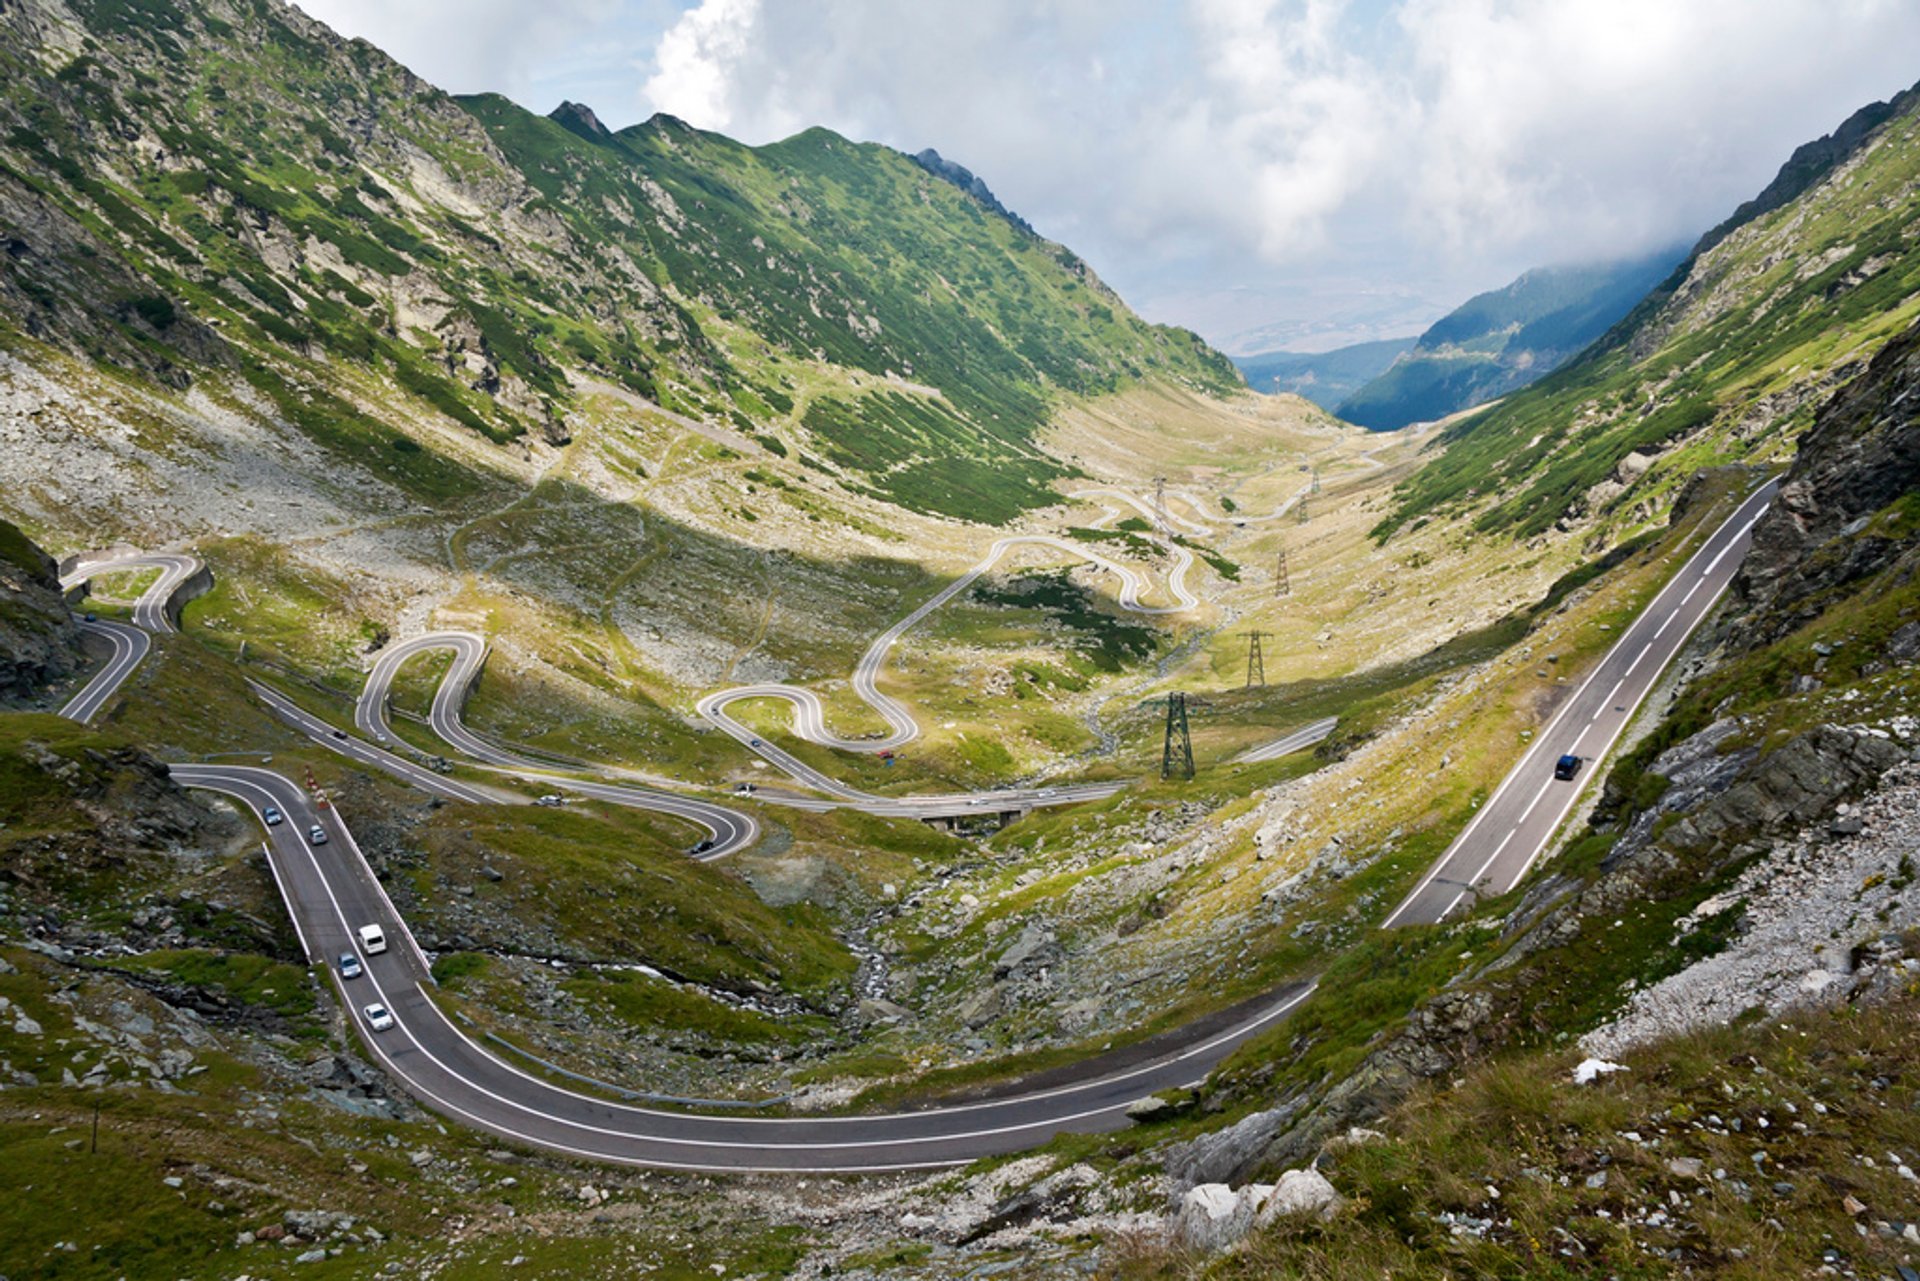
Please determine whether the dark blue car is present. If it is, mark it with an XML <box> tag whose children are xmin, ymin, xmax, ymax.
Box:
<box><xmin>1553</xmin><ymin>754</ymin><xmax>1583</xmax><ymax>781</ymax></box>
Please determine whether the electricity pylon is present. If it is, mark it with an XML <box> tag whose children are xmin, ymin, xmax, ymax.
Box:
<box><xmin>1241</xmin><ymin>631</ymin><xmax>1271</xmax><ymax>689</ymax></box>
<box><xmin>1275</xmin><ymin>548</ymin><xmax>1290</xmax><ymax>597</ymax></box>
<box><xmin>1162</xmin><ymin>691</ymin><xmax>1194</xmax><ymax>780</ymax></box>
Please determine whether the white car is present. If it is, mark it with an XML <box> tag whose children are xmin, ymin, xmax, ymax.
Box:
<box><xmin>358</xmin><ymin>923</ymin><xmax>388</xmax><ymax>955</ymax></box>
<box><xmin>363</xmin><ymin>1002</ymin><xmax>395</xmax><ymax>1032</ymax></box>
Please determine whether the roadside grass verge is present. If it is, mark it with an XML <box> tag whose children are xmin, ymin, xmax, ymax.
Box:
<box><xmin>1121</xmin><ymin>991</ymin><xmax>1920</xmax><ymax>1279</ymax></box>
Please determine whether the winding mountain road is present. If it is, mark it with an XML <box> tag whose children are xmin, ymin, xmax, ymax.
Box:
<box><xmin>58</xmin><ymin>619</ymin><xmax>148</xmax><ymax>724</ymax></box>
<box><xmin>1384</xmin><ymin>479</ymin><xmax>1777</xmax><ymax>927</ymax></box>
<box><xmin>48</xmin><ymin>478</ymin><xmax>1775</xmax><ymax>1171</ymax></box>
<box><xmin>698</xmin><ymin>527</ymin><xmax>1198</xmax><ymax>777</ymax></box>
<box><xmin>174</xmin><ymin>760</ymin><xmax>1316</xmax><ymax>1172</ymax></box>
<box><xmin>56</xmin><ymin>552</ymin><xmax>205</xmax><ymax>723</ymax></box>
<box><xmin>347</xmin><ymin>631</ymin><xmax>1122</xmax><ymax>826</ymax></box>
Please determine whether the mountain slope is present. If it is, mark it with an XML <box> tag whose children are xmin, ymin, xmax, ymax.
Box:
<box><xmin>1231</xmin><ymin>337</ymin><xmax>1414</xmax><ymax>409</ymax></box>
<box><xmin>1334</xmin><ymin>249</ymin><xmax>1682</xmax><ymax>431</ymax></box>
<box><xmin>1378</xmin><ymin>76</ymin><xmax>1920</xmax><ymax>542</ymax></box>
<box><xmin>0</xmin><ymin>0</ymin><xmax>1236</xmax><ymax>526</ymax></box>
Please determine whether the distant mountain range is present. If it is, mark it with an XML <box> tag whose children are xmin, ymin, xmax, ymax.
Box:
<box><xmin>1231</xmin><ymin>338</ymin><xmax>1415</xmax><ymax>410</ymax></box>
<box><xmin>1379</xmin><ymin>73</ymin><xmax>1920</xmax><ymax>541</ymax></box>
<box><xmin>1332</xmin><ymin>248</ymin><xmax>1686</xmax><ymax>431</ymax></box>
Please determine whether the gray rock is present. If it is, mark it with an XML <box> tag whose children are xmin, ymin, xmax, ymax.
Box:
<box><xmin>1887</xmin><ymin>622</ymin><xmax>1920</xmax><ymax>664</ymax></box>
<box><xmin>858</xmin><ymin>998</ymin><xmax>912</xmax><ymax>1024</ymax></box>
<box><xmin>1163</xmin><ymin>1097</ymin><xmax>1304</xmax><ymax>1188</ymax></box>
<box><xmin>1125</xmin><ymin>1095</ymin><xmax>1173</xmax><ymax>1123</ymax></box>
<box><xmin>993</xmin><ymin>921</ymin><xmax>1060</xmax><ymax>979</ymax></box>
<box><xmin>956</xmin><ymin>984</ymin><xmax>1003</xmax><ymax>1030</ymax></box>
<box><xmin>1730</xmin><ymin>316</ymin><xmax>1920</xmax><ymax>653</ymax></box>
<box><xmin>0</xmin><ymin>521</ymin><xmax>84</xmax><ymax>703</ymax></box>
<box><xmin>1255</xmin><ymin>1168</ymin><xmax>1343</xmax><ymax>1224</ymax></box>
<box><xmin>1174</xmin><ymin>1183</ymin><xmax>1256</xmax><ymax>1251</ymax></box>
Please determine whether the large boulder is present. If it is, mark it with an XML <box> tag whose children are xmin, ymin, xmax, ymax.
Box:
<box><xmin>1174</xmin><ymin>1183</ymin><xmax>1257</xmax><ymax>1252</ymax></box>
<box><xmin>1163</xmin><ymin>1096</ymin><xmax>1304</xmax><ymax>1187</ymax></box>
<box><xmin>1255</xmin><ymin>1168</ymin><xmax>1343</xmax><ymax>1224</ymax></box>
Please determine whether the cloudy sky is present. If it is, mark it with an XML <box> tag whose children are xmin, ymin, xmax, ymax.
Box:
<box><xmin>296</xmin><ymin>0</ymin><xmax>1920</xmax><ymax>354</ymax></box>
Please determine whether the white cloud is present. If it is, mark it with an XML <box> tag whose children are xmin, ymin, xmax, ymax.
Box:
<box><xmin>292</xmin><ymin>0</ymin><xmax>633</xmax><ymax>99</ymax></box>
<box><xmin>642</xmin><ymin>0</ymin><xmax>764</xmax><ymax>133</ymax></box>
<box><xmin>296</xmin><ymin>0</ymin><xmax>1920</xmax><ymax>346</ymax></box>
<box><xmin>634</xmin><ymin>0</ymin><xmax>1920</xmax><ymax>344</ymax></box>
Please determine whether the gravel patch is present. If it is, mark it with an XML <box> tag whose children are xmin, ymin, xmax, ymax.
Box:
<box><xmin>1585</xmin><ymin>754</ymin><xmax>1920</xmax><ymax>1058</ymax></box>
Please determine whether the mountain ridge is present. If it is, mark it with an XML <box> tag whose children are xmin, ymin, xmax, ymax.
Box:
<box><xmin>1377</xmin><ymin>73</ymin><xmax>1920</xmax><ymax>543</ymax></box>
<box><xmin>1334</xmin><ymin>247</ymin><xmax>1683</xmax><ymax>431</ymax></box>
<box><xmin>0</xmin><ymin>0</ymin><xmax>1238</xmax><ymax>528</ymax></box>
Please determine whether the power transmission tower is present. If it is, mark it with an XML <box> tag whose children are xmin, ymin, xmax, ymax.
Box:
<box><xmin>1161</xmin><ymin>691</ymin><xmax>1194</xmax><ymax>780</ymax></box>
<box><xmin>1296</xmin><ymin>493</ymin><xmax>1310</xmax><ymax>524</ymax></box>
<box><xmin>1241</xmin><ymin>631</ymin><xmax>1271</xmax><ymax>689</ymax></box>
<box><xmin>1309</xmin><ymin>466</ymin><xmax>1321</xmax><ymax>495</ymax></box>
<box><xmin>1151</xmin><ymin>476</ymin><xmax>1170</xmax><ymax>533</ymax></box>
<box><xmin>1274</xmin><ymin>548</ymin><xmax>1290</xmax><ymax>597</ymax></box>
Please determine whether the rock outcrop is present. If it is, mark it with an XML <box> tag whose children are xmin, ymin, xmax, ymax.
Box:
<box><xmin>1730</xmin><ymin>313</ymin><xmax>1920</xmax><ymax>652</ymax></box>
<box><xmin>911</xmin><ymin>148</ymin><xmax>1036</xmax><ymax>235</ymax></box>
<box><xmin>1173</xmin><ymin>1169</ymin><xmax>1343</xmax><ymax>1251</ymax></box>
<box><xmin>0</xmin><ymin>517</ymin><xmax>80</xmax><ymax>705</ymax></box>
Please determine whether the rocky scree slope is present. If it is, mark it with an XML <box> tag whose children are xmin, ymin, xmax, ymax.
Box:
<box><xmin>0</xmin><ymin>0</ymin><xmax>1236</xmax><ymax>526</ymax></box>
<box><xmin>1164</xmin><ymin>314</ymin><xmax>1920</xmax><ymax>1190</ymax></box>
<box><xmin>0</xmin><ymin>516</ymin><xmax>81</xmax><ymax>705</ymax></box>
<box><xmin>1378</xmin><ymin>75</ymin><xmax>1920</xmax><ymax>545</ymax></box>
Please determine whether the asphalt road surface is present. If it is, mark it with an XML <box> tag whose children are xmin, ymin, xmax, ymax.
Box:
<box><xmin>79</xmin><ymin>475</ymin><xmax>1774</xmax><ymax>1172</ymax></box>
<box><xmin>1234</xmin><ymin>717</ymin><xmax>1338</xmax><ymax>764</ymax></box>
<box><xmin>352</xmin><ymin>631</ymin><xmax>1125</xmax><ymax>825</ymax></box>
<box><xmin>175</xmin><ymin>760</ymin><xmax>1315</xmax><ymax>1172</ymax></box>
<box><xmin>58</xmin><ymin>619</ymin><xmax>149</xmax><ymax>724</ymax></box>
<box><xmin>1383</xmin><ymin>480</ymin><xmax>1777</xmax><ymax>927</ymax></box>
<box><xmin>61</xmin><ymin>551</ymin><xmax>202</xmax><ymax>632</ymax></box>
<box><xmin>697</xmin><ymin>525</ymin><xmax>1197</xmax><ymax>783</ymax></box>
<box><xmin>56</xmin><ymin>552</ymin><xmax>205</xmax><ymax>722</ymax></box>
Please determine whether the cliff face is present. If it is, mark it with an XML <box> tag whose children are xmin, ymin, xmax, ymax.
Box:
<box><xmin>0</xmin><ymin>518</ymin><xmax>80</xmax><ymax>705</ymax></box>
<box><xmin>1730</xmin><ymin>314</ymin><xmax>1920</xmax><ymax>653</ymax></box>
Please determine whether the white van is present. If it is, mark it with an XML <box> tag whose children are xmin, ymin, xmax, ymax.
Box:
<box><xmin>358</xmin><ymin>923</ymin><xmax>388</xmax><ymax>955</ymax></box>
